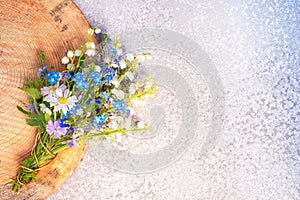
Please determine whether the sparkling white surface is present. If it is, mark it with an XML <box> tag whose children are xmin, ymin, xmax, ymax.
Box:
<box><xmin>48</xmin><ymin>0</ymin><xmax>300</xmax><ymax>199</ymax></box>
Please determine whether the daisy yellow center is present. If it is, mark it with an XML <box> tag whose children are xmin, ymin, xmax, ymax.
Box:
<box><xmin>58</xmin><ymin>97</ymin><xmax>67</xmax><ymax>104</ymax></box>
<box><xmin>49</xmin><ymin>87</ymin><xmax>56</xmax><ymax>92</ymax></box>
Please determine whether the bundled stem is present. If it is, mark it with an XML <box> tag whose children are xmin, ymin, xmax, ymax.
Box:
<box><xmin>6</xmin><ymin>131</ymin><xmax>66</xmax><ymax>193</ymax></box>
<box><xmin>6</xmin><ymin>127</ymin><xmax>149</xmax><ymax>193</ymax></box>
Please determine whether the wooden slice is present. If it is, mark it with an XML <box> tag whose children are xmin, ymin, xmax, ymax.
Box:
<box><xmin>0</xmin><ymin>0</ymin><xmax>91</xmax><ymax>199</ymax></box>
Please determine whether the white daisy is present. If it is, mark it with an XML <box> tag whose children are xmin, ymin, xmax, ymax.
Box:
<box><xmin>45</xmin><ymin>88</ymin><xmax>77</xmax><ymax>114</ymax></box>
<box><xmin>40</xmin><ymin>84</ymin><xmax>67</xmax><ymax>97</ymax></box>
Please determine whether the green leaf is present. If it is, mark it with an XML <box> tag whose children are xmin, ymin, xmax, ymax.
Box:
<box><xmin>26</xmin><ymin>118</ymin><xmax>41</xmax><ymax>127</ymax></box>
<box><xmin>26</xmin><ymin>113</ymin><xmax>46</xmax><ymax>128</ymax></box>
<box><xmin>19</xmin><ymin>170</ymin><xmax>36</xmax><ymax>183</ymax></box>
<box><xmin>45</xmin><ymin>113</ymin><xmax>51</xmax><ymax>123</ymax></box>
<box><xmin>21</xmin><ymin>156</ymin><xmax>34</xmax><ymax>168</ymax></box>
<box><xmin>20</xmin><ymin>88</ymin><xmax>41</xmax><ymax>99</ymax></box>
<box><xmin>35</xmin><ymin>143</ymin><xmax>42</xmax><ymax>157</ymax></box>
<box><xmin>12</xmin><ymin>182</ymin><xmax>19</xmax><ymax>193</ymax></box>
<box><xmin>17</xmin><ymin>106</ymin><xmax>30</xmax><ymax>115</ymax></box>
<box><xmin>101</xmin><ymin>33</ymin><xmax>108</xmax><ymax>44</ymax></box>
<box><xmin>39</xmin><ymin>50</ymin><xmax>46</xmax><ymax>66</ymax></box>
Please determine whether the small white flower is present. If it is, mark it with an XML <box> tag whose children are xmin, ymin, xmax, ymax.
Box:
<box><xmin>119</xmin><ymin>60</ymin><xmax>127</xmax><ymax>69</ymax></box>
<box><xmin>127</xmin><ymin>107</ymin><xmax>135</xmax><ymax>116</ymax></box>
<box><xmin>116</xmin><ymin>116</ymin><xmax>124</xmax><ymax>124</ymax></box>
<box><xmin>144</xmin><ymin>54</ymin><xmax>152</xmax><ymax>60</ymax></box>
<box><xmin>86</xmin><ymin>112</ymin><xmax>91</xmax><ymax>117</ymax></box>
<box><xmin>85</xmin><ymin>42</ymin><xmax>95</xmax><ymax>49</ymax></box>
<box><xmin>45</xmin><ymin>88</ymin><xmax>77</xmax><ymax>114</ymax></box>
<box><xmin>116</xmin><ymin>49</ymin><xmax>123</xmax><ymax>56</ymax></box>
<box><xmin>126</xmin><ymin>72</ymin><xmax>134</xmax><ymax>81</ymax></box>
<box><xmin>145</xmin><ymin>81</ymin><xmax>153</xmax><ymax>89</ymax></box>
<box><xmin>137</xmin><ymin>121</ymin><xmax>145</xmax><ymax>128</ymax></box>
<box><xmin>40</xmin><ymin>103</ymin><xmax>52</xmax><ymax>115</ymax></box>
<box><xmin>67</xmin><ymin>50</ymin><xmax>74</xmax><ymax>58</ymax></box>
<box><xmin>129</xmin><ymin>84</ymin><xmax>136</xmax><ymax>95</ymax></box>
<box><xmin>82</xmin><ymin>67</ymin><xmax>90</xmax><ymax>74</ymax></box>
<box><xmin>137</xmin><ymin>55</ymin><xmax>145</xmax><ymax>63</ymax></box>
<box><xmin>76</xmin><ymin>108</ymin><xmax>84</xmax><ymax>116</ymax></box>
<box><xmin>125</xmin><ymin>54</ymin><xmax>134</xmax><ymax>62</ymax></box>
<box><xmin>95</xmin><ymin>28</ymin><xmax>101</xmax><ymax>34</ymax></box>
<box><xmin>111</xmin><ymin>78</ymin><xmax>120</xmax><ymax>88</ymax></box>
<box><xmin>110</xmin><ymin>63</ymin><xmax>118</xmax><ymax>68</ymax></box>
<box><xmin>85</xmin><ymin>42</ymin><xmax>96</xmax><ymax>57</ymax></box>
<box><xmin>61</xmin><ymin>56</ymin><xmax>69</xmax><ymax>64</ymax></box>
<box><xmin>124</xmin><ymin>118</ymin><xmax>132</xmax><ymax>130</ymax></box>
<box><xmin>110</xmin><ymin>120</ymin><xmax>118</xmax><ymax>130</ymax></box>
<box><xmin>111</xmin><ymin>88</ymin><xmax>124</xmax><ymax>99</ymax></box>
<box><xmin>94</xmin><ymin>65</ymin><xmax>101</xmax><ymax>72</ymax></box>
<box><xmin>67</xmin><ymin>63</ymin><xmax>74</xmax><ymax>70</ymax></box>
<box><xmin>104</xmin><ymin>56</ymin><xmax>111</xmax><ymax>64</ymax></box>
<box><xmin>132</xmin><ymin>98</ymin><xmax>146</xmax><ymax>106</ymax></box>
<box><xmin>87</xmin><ymin>28</ymin><xmax>94</xmax><ymax>35</ymax></box>
<box><xmin>75</xmin><ymin>49</ymin><xmax>82</xmax><ymax>57</ymax></box>
<box><xmin>76</xmin><ymin>128</ymin><xmax>84</xmax><ymax>136</ymax></box>
<box><xmin>85</xmin><ymin>49</ymin><xmax>96</xmax><ymax>57</ymax></box>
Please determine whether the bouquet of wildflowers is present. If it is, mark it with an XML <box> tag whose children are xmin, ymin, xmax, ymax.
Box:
<box><xmin>7</xmin><ymin>27</ymin><xmax>157</xmax><ymax>193</ymax></box>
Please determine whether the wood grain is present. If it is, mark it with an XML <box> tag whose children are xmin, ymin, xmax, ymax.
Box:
<box><xmin>0</xmin><ymin>0</ymin><xmax>91</xmax><ymax>198</ymax></box>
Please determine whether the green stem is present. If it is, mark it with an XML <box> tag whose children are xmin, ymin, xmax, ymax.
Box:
<box><xmin>51</xmin><ymin>144</ymin><xmax>68</xmax><ymax>154</ymax></box>
<box><xmin>77</xmin><ymin>127</ymin><xmax>150</xmax><ymax>141</ymax></box>
<box><xmin>33</xmin><ymin>98</ymin><xmax>40</xmax><ymax>114</ymax></box>
<box><xmin>118</xmin><ymin>59</ymin><xmax>138</xmax><ymax>82</ymax></box>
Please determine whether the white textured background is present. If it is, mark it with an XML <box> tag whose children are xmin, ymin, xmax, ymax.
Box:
<box><xmin>48</xmin><ymin>0</ymin><xmax>299</xmax><ymax>199</ymax></box>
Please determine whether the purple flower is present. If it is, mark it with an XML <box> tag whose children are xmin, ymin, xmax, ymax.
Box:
<box><xmin>46</xmin><ymin>120</ymin><xmax>68</xmax><ymax>138</ymax></box>
<box><xmin>27</xmin><ymin>103</ymin><xmax>36</xmax><ymax>113</ymax></box>
<box><xmin>38</xmin><ymin>66</ymin><xmax>48</xmax><ymax>78</ymax></box>
<box><xmin>61</xmin><ymin>72</ymin><xmax>72</xmax><ymax>81</ymax></box>
<box><xmin>67</xmin><ymin>135</ymin><xmax>78</xmax><ymax>148</ymax></box>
